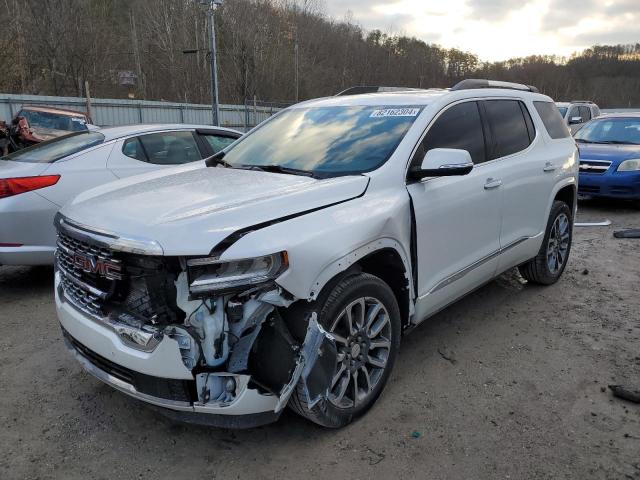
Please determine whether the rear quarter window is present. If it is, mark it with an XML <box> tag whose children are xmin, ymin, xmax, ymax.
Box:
<box><xmin>533</xmin><ymin>102</ymin><xmax>571</xmax><ymax>139</ymax></box>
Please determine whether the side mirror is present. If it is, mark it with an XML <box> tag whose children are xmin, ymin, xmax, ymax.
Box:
<box><xmin>409</xmin><ymin>148</ymin><xmax>473</xmax><ymax>180</ymax></box>
<box><xmin>569</xmin><ymin>116</ymin><xmax>582</xmax><ymax>125</ymax></box>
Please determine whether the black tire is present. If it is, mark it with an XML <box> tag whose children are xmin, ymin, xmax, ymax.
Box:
<box><xmin>519</xmin><ymin>200</ymin><xmax>573</xmax><ymax>285</ymax></box>
<box><xmin>289</xmin><ymin>273</ymin><xmax>401</xmax><ymax>428</ymax></box>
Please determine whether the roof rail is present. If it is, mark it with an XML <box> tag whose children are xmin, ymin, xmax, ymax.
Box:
<box><xmin>570</xmin><ymin>100</ymin><xmax>595</xmax><ymax>104</ymax></box>
<box><xmin>336</xmin><ymin>86</ymin><xmax>428</xmax><ymax>96</ymax></box>
<box><xmin>451</xmin><ymin>79</ymin><xmax>539</xmax><ymax>93</ymax></box>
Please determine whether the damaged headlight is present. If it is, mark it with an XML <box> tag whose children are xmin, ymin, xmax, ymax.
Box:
<box><xmin>187</xmin><ymin>252</ymin><xmax>288</xmax><ymax>295</ymax></box>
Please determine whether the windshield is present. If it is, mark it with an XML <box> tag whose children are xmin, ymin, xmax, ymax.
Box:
<box><xmin>574</xmin><ymin>117</ymin><xmax>640</xmax><ymax>145</ymax></box>
<box><xmin>2</xmin><ymin>132</ymin><xmax>105</xmax><ymax>163</ymax></box>
<box><xmin>557</xmin><ymin>107</ymin><xmax>568</xmax><ymax>117</ymax></box>
<box><xmin>18</xmin><ymin>109</ymin><xmax>89</xmax><ymax>132</ymax></box>
<box><xmin>222</xmin><ymin>105</ymin><xmax>423</xmax><ymax>176</ymax></box>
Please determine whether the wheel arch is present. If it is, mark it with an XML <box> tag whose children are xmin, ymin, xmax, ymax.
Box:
<box><xmin>308</xmin><ymin>240</ymin><xmax>414</xmax><ymax>331</ymax></box>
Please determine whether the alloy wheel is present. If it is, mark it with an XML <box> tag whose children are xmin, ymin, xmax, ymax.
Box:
<box><xmin>546</xmin><ymin>212</ymin><xmax>570</xmax><ymax>274</ymax></box>
<box><xmin>327</xmin><ymin>297</ymin><xmax>392</xmax><ymax>409</ymax></box>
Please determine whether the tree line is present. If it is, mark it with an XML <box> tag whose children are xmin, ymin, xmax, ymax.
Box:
<box><xmin>1</xmin><ymin>0</ymin><xmax>639</xmax><ymax>108</ymax></box>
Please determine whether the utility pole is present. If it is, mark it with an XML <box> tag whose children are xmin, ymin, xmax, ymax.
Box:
<box><xmin>130</xmin><ymin>11</ymin><xmax>145</xmax><ymax>99</ymax></box>
<box><xmin>294</xmin><ymin>38</ymin><xmax>299</xmax><ymax>103</ymax></box>
<box><xmin>204</xmin><ymin>0</ymin><xmax>222</xmax><ymax>126</ymax></box>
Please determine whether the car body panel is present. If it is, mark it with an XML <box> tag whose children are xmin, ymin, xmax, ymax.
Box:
<box><xmin>61</xmin><ymin>166</ymin><xmax>371</xmax><ymax>256</ymax></box>
<box><xmin>578</xmin><ymin>143</ymin><xmax>640</xmax><ymax>199</ymax></box>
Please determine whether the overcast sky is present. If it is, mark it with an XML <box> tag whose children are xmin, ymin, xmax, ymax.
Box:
<box><xmin>323</xmin><ymin>0</ymin><xmax>639</xmax><ymax>61</ymax></box>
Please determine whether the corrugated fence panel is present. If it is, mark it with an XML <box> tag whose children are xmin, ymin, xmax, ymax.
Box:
<box><xmin>0</xmin><ymin>94</ymin><xmax>282</xmax><ymax>132</ymax></box>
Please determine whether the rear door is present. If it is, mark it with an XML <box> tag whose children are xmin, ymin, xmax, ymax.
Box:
<box><xmin>408</xmin><ymin>100</ymin><xmax>503</xmax><ymax>321</ymax></box>
<box><xmin>107</xmin><ymin>130</ymin><xmax>204</xmax><ymax>178</ymax></box>
<box><xmin>480</xmin><ymin>99</ymin><xmax>547</xmax><ymax>272</ymax></box>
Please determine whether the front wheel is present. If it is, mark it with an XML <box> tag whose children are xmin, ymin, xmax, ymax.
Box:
<box><xmin>519</xmin><ymin>200</ymin><xmax>573</xmax><ymax>285</ymax></box>
<box><xmin>289</xmin><ymin>273</ymin><xmax>401</xmax><ymax>428</ymax></box>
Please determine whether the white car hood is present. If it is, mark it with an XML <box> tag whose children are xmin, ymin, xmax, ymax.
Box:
<box><xmin>61</xmin><ymin>166</ymin><xmax>369</xmax><ymax>256</ymax></box>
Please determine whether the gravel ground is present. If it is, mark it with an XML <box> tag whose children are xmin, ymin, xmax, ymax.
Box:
<box><xmin>1</xmin><ymin>200</ymin><xmax>639</xmax><ymax>480</ymax></box>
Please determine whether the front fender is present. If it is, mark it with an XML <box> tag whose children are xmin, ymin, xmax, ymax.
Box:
<box><xmin>219</xmin><ymin>188</ymin><xmax>414</xmax><ymax>302</ymax></box>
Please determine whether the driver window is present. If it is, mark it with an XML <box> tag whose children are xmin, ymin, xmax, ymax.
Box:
<box><xmin>412</xmin><ymin>101</ymin><xmax>486</xmax><ymax>168</ymax></box>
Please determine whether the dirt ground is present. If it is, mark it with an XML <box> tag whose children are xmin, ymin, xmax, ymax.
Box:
<box><xmin>1</xmin><ymin>199</ymin><xmax>639</xmax><ymax>480</ymax></box>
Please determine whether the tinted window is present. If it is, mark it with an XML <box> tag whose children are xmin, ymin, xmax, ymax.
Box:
<box><xmin>2</xmin><ymin>132</ymin><xmax>105</xmax><ymax>163</ymax></box>
<box><xmin>415</xmin><ymin>101</ymin><xmax>486</xmax><ymax>165</ymax></box>
<box><xmin>592</xmin><ymin>106</ymin><xmax>601</xmax><ymax>117</ymax></box>
<box><xmin>224</xmin><ymin>106</ymin><xmax>422</xmax><ymax>176</ymax></box>
<box><xmin>568</xmin><ymin>107</ymin><xmax>580</xmax><ymax>121</ymax></box>
<box><xmin>122</xmin><ymin>137</ymin><xmax>147</xmax><ymax>162</ymax></box>
<box><xmin>533</xmin><ymin>101</ymin><xmax>571</xmax><ymax>139</ymax></box>
<box><xmin>201</xmin><ymin>134</ymin><xmax>237</xmax><ymax>153</ymax></box>
<box><xmin>579</xmin><ymin>106</ymin><xmax>591</xmax><ymax>122</ymax></box>
<box><xmin>557</xmin><ymin>107</ymin><xmax>568</xmax><ymax>117</ymax></box>
<box><xmin>483</xmin><ymin>100</ymin><xmax>532</xmax><ymax>159</ymax></box>
<box><xmin>138</xmin><ymin>131</ymin><xmax>201</xmax><ymax>165</ymax></box>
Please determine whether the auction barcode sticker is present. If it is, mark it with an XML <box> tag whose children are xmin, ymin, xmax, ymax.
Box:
<box><xmin>370</xmin><ymin>108</ymin><xmax>421</xmax><ymax>118</ymax></box>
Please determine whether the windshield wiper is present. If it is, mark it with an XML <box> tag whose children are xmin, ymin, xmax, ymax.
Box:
<box><xmin>592</xmin><ymin>140</ymin><xmax>639</xmax><ymax>145</ymax></box>
<box><xmin>241</xmin><ymin>164</ymin><xmax>316</xmax><ymax>177</ymax></box>
<box><xmin>205</xmin><ymin>151</ymin><xmax>232</xmax><ymax>168</ymax></box>
<box><xmin>575</xmin><ymin>138</ymin><xmax>593</xmax><ymax>143</ymax></box>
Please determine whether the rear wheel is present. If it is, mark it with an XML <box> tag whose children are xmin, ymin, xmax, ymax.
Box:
<box><xmin>519</xmin><ymin>200</ymin><xmax>573</xmax><ymax>285</ymax></box>
<box><xmin>289</xmin><ymin>273</ymin><xmax>401</xmax><ymax>428</ymax></box>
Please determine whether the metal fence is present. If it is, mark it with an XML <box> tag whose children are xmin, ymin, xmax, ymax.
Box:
<box><xmin>0</xmin><ymin>93</ymin><xmax>288</xmax><ymax>132</ymax></box>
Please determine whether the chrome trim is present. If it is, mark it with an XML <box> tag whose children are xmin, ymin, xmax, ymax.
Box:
<box><xmin>64</xmin><ymin>338</ymin><xmax>194</xmax><ymax>412</ymax></box>
<box><xmin>579</xmin><ymin>160</ymin><xmax>611</xmax><ymax>174</ymax></box>
<box><xmin>56</xmin><ymin>272</ymin><xmax>162</xmax><ymax>352</ymax></box>
<box><xmin>55</xmin><ymin>214</ymin><xmax>164</xmax><ymax>256</ymax></box>
<box><xmin>439</xmin><ymin>162</ymin><xmax>474</xmax><ymax>169</ymax></box>
<box><xmin>57</xmin><ymin>263</ymin><xmax>109</xmax><ymax>300</ymax></box>
<box><xmin>425</xmin><ymin>236</ymin><xmax>530</xmax><ymax>296</ymax></box>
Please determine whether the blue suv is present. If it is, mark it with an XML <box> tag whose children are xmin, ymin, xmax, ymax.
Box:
<box><xmin>576</xmin><ymin>113</ymin><xmax>640</xmax><ymax>201</ymax></box>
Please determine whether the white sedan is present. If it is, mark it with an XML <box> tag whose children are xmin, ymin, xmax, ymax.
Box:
<box><xmin>0</xmin><ymin>124</ymin><xmax>242</xmax><ymax>266</ymax></box>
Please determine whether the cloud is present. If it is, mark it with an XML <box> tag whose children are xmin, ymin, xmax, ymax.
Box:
<box><xmin>323</xmin><ymin>0</ymin><xmax>640</xmax><ymax>61</ymax></box>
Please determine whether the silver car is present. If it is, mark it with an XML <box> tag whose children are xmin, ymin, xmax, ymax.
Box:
<box><xmin>555</xmin><ymin>101</ymin><xmax>601</xmax><ymax>134</ymax></box>
<box><xmin>0</xmin><ymin>124</ymin><xmax>241</xmax><ymax>266</ymax></box>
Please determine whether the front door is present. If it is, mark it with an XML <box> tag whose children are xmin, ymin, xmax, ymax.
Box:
<box><xmin>407</xmin><ymin>100</ymin><xmax>503</xmax><ymax>323</ymax></box>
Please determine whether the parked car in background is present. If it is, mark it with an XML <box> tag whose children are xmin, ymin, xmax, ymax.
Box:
<box><xmin>555</xmin><ymin>100</ymin><xmax>601</xmax><ymax>134</ymax></box>
<box><xmin>575</xmin><ymin>113</ymin><xmax>640</xmax><ymax>202</ymax></box>
<box><xmin>5</xmin><ymin>106</ymin><xmax>96</xmax><ymax>151</ymax></box>
<box><xmin>53</xmin><ymin>79</ymin><xmax>578</xmax><ymax>428</ymax></box>
<box><xmin>0</xmin><ymin>124</ymin><xmax>242</xmax><ymax>266</ymax></box>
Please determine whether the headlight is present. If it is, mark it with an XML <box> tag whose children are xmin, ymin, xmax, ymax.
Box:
<box><xmin>617</xmin><ymin>159</ymin><xmax>640</xmax><ymax>172</ymax></box>
<box><xmin>187</xmin><ymin>252</ymin><xmax>288</xmax><ymax>295</ymax></box>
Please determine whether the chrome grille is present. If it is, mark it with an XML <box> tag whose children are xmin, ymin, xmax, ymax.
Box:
<box><xmin>56</xmin><ymin>231</ymin><xmax>122</xmax><ymax>317</ymax></box>
<box><xmin>59</xmin><ymin>272</ymin><xmax>103</xmax><ymax>316</ymax></box>
<box><xmin>579</xmin><ymin>160</ymin><xmax>611</xmax><ymax>174</ymax></box>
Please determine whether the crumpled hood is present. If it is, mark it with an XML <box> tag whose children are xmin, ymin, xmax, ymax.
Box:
<box><xmin>578</xmin><ymin>143</ymin><xmax>640</xmax><ymax>166</ymax></box>
<box><xmin>61</xmin><ymin>166</ymin><xmax>369</xmax><ymax>256</ymax></box>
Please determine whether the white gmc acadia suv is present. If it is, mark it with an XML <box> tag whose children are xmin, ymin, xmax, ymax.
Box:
<box><xmin>54</xmin><ymin>79</ymin><xmax>578</xmax><ymax>428</ymax></box>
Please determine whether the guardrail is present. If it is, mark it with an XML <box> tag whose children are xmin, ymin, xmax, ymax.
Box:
<box><xmin>0</xmin><ymin>94</ymin><xmax>287</xmax><ymax>132</ymax></box>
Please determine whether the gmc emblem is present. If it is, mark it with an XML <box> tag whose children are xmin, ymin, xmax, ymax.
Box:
<box><xmin>73</xmin><ymin>252</ymin><xmax>123</xmax><ymax>281</ymax></box>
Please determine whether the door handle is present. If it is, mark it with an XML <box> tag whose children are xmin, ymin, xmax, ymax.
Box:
<box><xmin>484</xmin><ymin>178</ymin><xmax>502</xmax><ymax>190</ymax></box>
<box><xmin>543</xmin><ymin>162</ymin><xmax>557</xmax><ymax>172</ymax></box>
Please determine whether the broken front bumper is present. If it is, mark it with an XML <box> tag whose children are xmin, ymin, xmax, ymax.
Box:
<box><xmin>55</xmin><ymin>273</ymin><xmax>336</xmax><ymax>428</ymax></box>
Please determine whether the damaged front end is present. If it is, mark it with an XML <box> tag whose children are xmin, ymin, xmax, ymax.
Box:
<box><xmin>56</xmin><ymin>232</ymin><xmax>337</xmax><ymax>428</ymax></box>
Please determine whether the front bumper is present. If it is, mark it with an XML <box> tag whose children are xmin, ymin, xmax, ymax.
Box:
<box><xmin>579</xmin><ymin>171</ymin><xmax>640</xmax><ymax>199</ymax></box>
<box><xmin>56</xmin><ymin>273</ymin><xmax>282</xmax><ymax>427</ymax></box>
